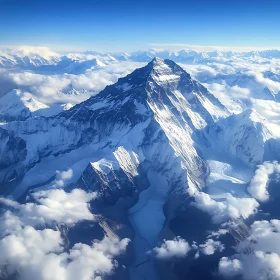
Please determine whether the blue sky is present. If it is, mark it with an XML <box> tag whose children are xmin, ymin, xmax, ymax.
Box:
<box><xmin>1</xmin><ymin>0</ymin><xmax>280</xmax><ymax>52</ymax></box>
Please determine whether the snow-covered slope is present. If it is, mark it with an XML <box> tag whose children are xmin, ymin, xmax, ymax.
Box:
<box><xmin>200</xmin><ymin>72</ymin><xmax>280</xmax><ymax>101</ymax></box>
<box><xmin>0</xmin><ymin>90</ymin><xmax>33</xmax><ymax>122</ymax></box>
<box><xmin>0</xmin><ymin>48</ymin><xmax>107</xmax><ymax>74</ymax></box>
<box><xmin>0</xmin><ymin>89</ymin><xmax>76</xmax><ymax>121</ymax></box>
<box><xmin>0</xmin><ymin>58</ymin><xmax>227</xmax><ymax>197</ymax></box>
<box><xmin>206</xmin><ymin>109</ymin><xmax>274</xmax><ymax>165</ymax></box>
<box><xmin>0</xmin><ymin>47</ymin><xmax>60</xmax><ymax>68</ymax></box>
<box><xmin>37</xmin><ymin>56</ymin><xmax>106</xmax><ymax>74</ymax></box>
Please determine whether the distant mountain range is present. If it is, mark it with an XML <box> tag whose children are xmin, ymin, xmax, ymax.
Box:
<box><xmin>2</xmin><ymin>48</ymin><xmax>280</xmax><ymax>71</ymax></box>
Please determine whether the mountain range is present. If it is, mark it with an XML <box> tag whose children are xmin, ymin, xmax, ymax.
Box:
<box><xmin>1</xmin><ymin>57</ymin><xmax>280</xmax><ymax>280</ymax></box>
<box><xmin>2</xmin><ymin>48</ymin><xmax>280</xmax><ymax>70</ymax></box>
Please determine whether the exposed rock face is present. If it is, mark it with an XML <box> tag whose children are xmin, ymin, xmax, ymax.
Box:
<box><xmin>0</xmin><ymin>128</ymin><xmax>27</xmax><ymax>190</ymax></box>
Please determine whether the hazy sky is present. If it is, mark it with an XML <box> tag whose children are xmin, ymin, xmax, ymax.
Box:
<box><xmin>1</xmin><ymin>0</ymin><xmax>279</xmax><ymax>52</ymax></box>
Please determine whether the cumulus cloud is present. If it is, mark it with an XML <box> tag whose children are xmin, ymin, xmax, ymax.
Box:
<box><xmin>0</xmin><ymin>188</ymin><xmax>129</xmax><ymax>280</ymax></box>
<box><xmin>199</xmin><ymin>239</ymin><xmax>224</xmax><ymax>255</ymax></box>
<box><xmin>207</xmin><ymin>228</ymin><xmax>228</xmax><ymax>239</ymax></box>
<box><xmin>219</xmin><ymin>257</ymin><xmax>243</xmax><ymax>278</ymax></box>
<box><xmin>151</xmin><ymin>236</ymin><xmax>225</xmax><ymax>261</ymax></box>
<box><xmin>247</xmin><ymin>161</ymin><xmax>280</xmax><ymax>202</ymax></box>
<box><xmin>0</xmin><ymin>226</ymin><xmax>129</xmax><ymax>280</ymax></box>
<box><xmin>0</xmin><ymin>189</ymin><xmax>97</xmax><ymax>233</ymax></box>
<box><xmin>192</xmin><ymin>191</ymin><xmax>259</xmax><ymax>223</ymax></box>
<box><xmin>219</xmin><ymin>219</ymin><xmax>280</xmax><ymax>279</ymax></box>
<box><xmin>151</xmin><ymin>237</ymin><xmax>191</xmax><ymax>260</ymax></box>
<box><xmin>53</xmin><ymin>169</ymin><xmax>74</xmax><ymax>187</ymax></box>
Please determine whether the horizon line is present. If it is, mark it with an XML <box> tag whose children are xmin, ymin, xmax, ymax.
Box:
<box><xmin>1</xmin><ymin>44</ymin><xmax>280</xmax><ymax>54</ymax></box>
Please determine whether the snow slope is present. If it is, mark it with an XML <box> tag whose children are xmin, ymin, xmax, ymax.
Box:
<box><xmin>206</xmin><ymin>109</ymin><xmax>275</xmax><ymax>166</ymax></box>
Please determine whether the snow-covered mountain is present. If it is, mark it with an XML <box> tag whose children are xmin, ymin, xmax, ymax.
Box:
<box><xmin>1</xmin><ymin>57</ymin><xmax>280</xmax><ymax>280</ymax></box>
<box><xmin>0</xmin><ymin>89</ymin><xmax>76</xmax><ymax>121</ymax></box>
<box><xmin>0</xmin><ymin>47</ymin><xmax>60</xmax><ymax>68</ymax></box>
<box><xmin>3</xmin><ymin>47</ymin><xmax>280</xmax><ymax>71</ymax></box>
<box><xmin>197</xmin><ymin>71</ymin><xmax>280</xmax><ymax>101</ymax></box>
<box><xmin>0</xmin><ymin>48</ymin><xmax>109</xmax><ymax>73</ymax></box>
<box><xmin>0</xmin><ymin>58</ymin><xmax>227</xmax><ymax>193</ymax></box>
<box><xmin>2</xmin><ymin>57</ymin><xmax>279</xmax><ymax>204</ymax></box>
<box><xmin>206</xmin><ymin>109</ymin><xmax>274</xmax><ymax>165</ymax></box>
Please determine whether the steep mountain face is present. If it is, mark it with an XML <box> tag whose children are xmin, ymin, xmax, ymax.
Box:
<box><xmin>206</xmin><ymin>109</ymin><xmax>274</xmax><ymax>165</ymax></box>
<box><xmin>0</xmin><ymin>58</ymin><xmax>226</xmax><ymax>198</ymax></box>
<box><xmin>262</xmin><ymin>86</ymin><xmax>280</xmax><ymax>101</ymax></box>
<box><xmin>0</xmin><ymin>90</ymin><xmax>33</xmax><ymax>122</ymax></box>
<box><xmin>0</xmin><ymin>128</ymin><xmax>27</xmax><ymax>169</ymax></box>
<box><xmin>0</xmin><ymin>128</ymin><xmax>27</xmax><ymax>192</ymax></box>
<box><xmin>263</xmin><ymin>70</ymin><xmax>280</xmax><ymax>82</ymax></box>
<box><xmin>72</xmin><ymin>146</ymin><xmax>147</xmax><ymax>204</ymax></box>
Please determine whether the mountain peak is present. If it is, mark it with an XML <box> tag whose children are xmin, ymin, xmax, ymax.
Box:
<box><xmin>240</xmin><ymin>108</ymin><xmax>264</xmax><ymax>122</ymax></box>
<box><xmin>150</xmin><ymin>56</ymin><xmax>165</xmax><ymax>65</ymax></box>
<box><xmin>147</xmin><ymin>57</ymin><xmax>187</xmax><ymax>85</ymax></box>
<box><xmin>149</xmin><ymin>56</ymin><xmax>182</xmax><ymax>70</ymax></box>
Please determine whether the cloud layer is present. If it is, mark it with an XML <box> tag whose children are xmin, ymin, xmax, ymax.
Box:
<box><xmin>0</xmin><ymin>189</ymin><xmax>130</xmax><ymax>280</ymax></box>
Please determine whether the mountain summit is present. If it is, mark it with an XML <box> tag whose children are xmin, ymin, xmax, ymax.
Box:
<box><xmin>1</xmin><ymin>58</ymin><xmax>226</xmax><ymax>197</ymax></box>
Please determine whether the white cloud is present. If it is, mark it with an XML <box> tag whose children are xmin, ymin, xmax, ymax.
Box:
<box><xmin>251</xmin><ymin>99</ymin><xmax>280</xmax><ymax>125</ymax></box>
<box><xmin>0</xmin><ymin>226</ymin><xmax>63</xmax><ymax>267</ymax></box>
<box><xmin>2</xmin><ymin>61</ymin><xmax>144</xmax><ymax>107</ymax></box>
<box><xmin>151</xmin><ymin>237</ymin><xmax>191</xmax><ymax>260</ymax></box>
<box><xmin>251</xmin><ymin>71</ymin><xmax>280</xmax><ymax>93</ymax></box>
<box><xmin>192</xmin><ymin>191</ymin><xmax>259</xmax><ymax>223</ymax></box>
<box><xmin>0</xmin><ymin>188</ymin><xmax>129</xmax><ymax>280</ymax></box>
<box><xmin>0</xmin><ymin>46</ymin><xmax>60</xmax><ymax>60</ymax></box>
<box><xmin>219</xmin><ymin>219</ymin><xmax>280</xmax><ymax>279</ymax></box>
<box><xmin>219</xmin><ymin>257</ymin><xmax>243</xmax><ymax>278</ymax></box>
<box><xmin>199</xmin><ymin>239</ymin><xmax>224</xmax><ymax>255</ymax></box>
<box><xmin>0</xmin><ymin>189</ymin><xmax>97</xmax><ymax>233</ymax></box>
<box><xmin>0</xmin><ymin>226</ymin><xmax>129</xmax><ymax>280</ymax></box>
<box><xmin>247</xmin><ymin>161</ymin><xmax>280</xmax><ymax>202</ymax></box>
<box><xmin>53</xmin><ymin>169</ymin><xmax>73</xmax><ymax>187</ymax></box>
<box><xmin>180</xmin><ymin>56</ymin><xmax>280</xmax><ymax>118</ymax></box>
<box><xmin>207</xmin><ymin>229</ymin><xmax>228</xmax><ymax>239</ymax></box>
